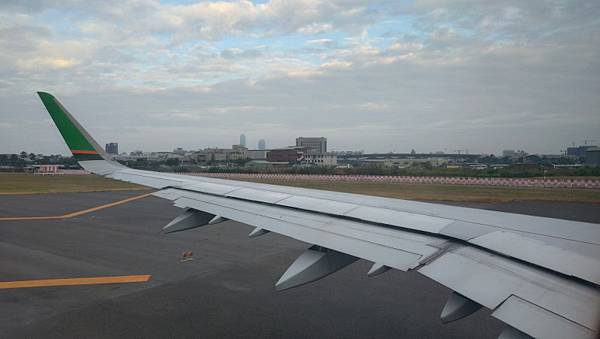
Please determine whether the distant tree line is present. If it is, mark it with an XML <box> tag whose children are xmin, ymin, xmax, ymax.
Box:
<box><xmin>0</xmin><ymin>152</ymin><xmax>79</xmax><ymax>171</ymax></box>
<box><xmin>196</xmin><ymin>163</ymin><xmax>600</xmax><ymax>178</ymax></box>
<box><xmin>4</xmin><ymin>152</ymin><xmax>599</xmax><ymax>178</ymax></box>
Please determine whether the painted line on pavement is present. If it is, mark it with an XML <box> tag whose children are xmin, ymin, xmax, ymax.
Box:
<box><xmin>0</xmin><ymin>192</ymin><xmax>153</xmax><ymax>221</ymax></box>
<box><xmin>0</xmin><ymin>275</ymin><xmax>152</xmax><ymax>289</ymax></box>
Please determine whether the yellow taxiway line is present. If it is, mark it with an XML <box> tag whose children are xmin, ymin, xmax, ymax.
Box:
<box><xmin>0</xmin><ymin>192</ymin><xmax>153</xmax><ymax>221</ymax></box>
<box><xmin>0</xmin><ymin>275</ymin><xmax>152</xmax><ymax>289</ymax></box>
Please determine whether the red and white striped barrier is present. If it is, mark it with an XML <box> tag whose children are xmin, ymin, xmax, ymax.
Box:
<box><xmin>181</xmin><ymin>172</ymin><xmax>600</xmax><ymax>189</ymax></box>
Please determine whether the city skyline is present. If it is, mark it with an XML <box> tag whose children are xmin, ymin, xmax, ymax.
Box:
<box><xmin>1</xmin><ymin>1</ymin><xmax>599</xmax><ymax>155</ymax></box>
<box><xmin>5</xmin><ymin>135</ymin><xmax>595</xmax><ymax>157</ymax></box>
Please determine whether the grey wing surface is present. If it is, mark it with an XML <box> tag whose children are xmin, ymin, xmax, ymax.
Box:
<box><xmin>39</xmin><ymin>92</ymin><xmax>600</xmax><ymax>339</ymax></box>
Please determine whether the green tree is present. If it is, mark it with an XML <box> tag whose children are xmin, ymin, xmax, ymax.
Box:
<box><xmin>165</xmin><ymin>158</ymin><xmax>180</xmax><ymax>167</ymax></box>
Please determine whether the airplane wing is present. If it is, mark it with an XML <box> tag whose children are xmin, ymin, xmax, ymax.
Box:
<box><xmin>38</xmin><ymin>91</ymin><xmax>600</xmax><ymax>339</ymax></box>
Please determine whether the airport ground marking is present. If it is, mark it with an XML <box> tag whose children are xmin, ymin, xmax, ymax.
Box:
<box><xmin>0</xmin><ymin>275</ymin><xmax>152</xmax><ymax>289</ymax></box>
<box><xmin>0</xmin><ymin>192</ymin><xmax>153</xmax><ymax>221</ymax></box>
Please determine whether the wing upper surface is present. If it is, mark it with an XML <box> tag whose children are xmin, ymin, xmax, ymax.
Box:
<box><xmin>103</xmin><ymin>167</ymin><xmax>600</xmax><ymax>337</ymax></box>
<box><xmin>108</xmin><ymin>168</ymin><xmax>600</xmax><ymax>283</ymax></box>
<box><xmin>151</xmin><ymin>183</ymin><xmax>600</xmax><ymax>339</ymax></box>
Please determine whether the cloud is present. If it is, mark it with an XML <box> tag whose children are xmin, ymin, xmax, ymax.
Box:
<box><xmin>306</xmin><ymin>38</ymin><xmax>334</xmax><ymax>46</ymax></box>
<box><xmin>297</xmin><ymin>23</ymin><xmax>333</xmax><ymax>35</ymax></box>
<box><xmin>0</xmin><ymin>0</ymin><xmax>599</xmax><ymax>155</ymax></box>
<box><xmin>220</xmin><ymin>48</ymin><xmax>262</xmax><ymax>59</ymax></box>
<box><xmin>17</xmin><ymin>57</ymin><xmax>79</xmax><ymax>70</ymax></box>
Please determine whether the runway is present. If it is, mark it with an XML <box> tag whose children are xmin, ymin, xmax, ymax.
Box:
<box><xmin>1</xmin><ymin>191</ymin><xmax>598</xmax><ymax>338</ymax></box>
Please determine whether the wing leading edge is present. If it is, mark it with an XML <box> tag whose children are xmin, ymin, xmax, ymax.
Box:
<box><xmin>38</xmin><ymin>92</ymin><xmax>600</xmax><ymax>339</ymax></box>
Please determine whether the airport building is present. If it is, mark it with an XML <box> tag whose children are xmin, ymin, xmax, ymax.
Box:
<box><xmin>296</xmin><ymin>137</ymin><xmax>327</xmax><ymax>154</ymax></box>
<box><xmin>359</xmin><ymin>157</ymin><xmax>448</xmax><ymax>168</ymax></box>
<box><xmin>198</xmin><ymin>146</ymin><xmax>247</xmax><ymax>162</ymax></box>
<box><xmin>567</xmin><ymin>145</ymin><xmax>595</xmax><ymax>158</ymax></box>
<box><xmin>105</xmin><ymin>142</ymin><xmax>119</xmax><ymax>155</ymax></box>
<box><xmin>187</xmin><ymin>145</ymin><xmax>267</xmax><ymax>163</ymax></box>
<box><xmin>267</xmin><ymin>148</ymin><xmax>301</xmax><ymax>164</ymax></box>
<box><xmin>246</xmin><ymin>149</ymin><xmax>267</xmax><ymax>160</ymax></box>
<box><xmin>585</xmin><ymin>147</ymin><xmax>600</xmax><ymax>167</ymax></box>
<box><xmin>302</xmin><ymin>153</ymin><xmax>337</xmax><ymax>166</ymax></box>
<box><xmin>30</xmin><ymin>164</ymin><xmax>62</xmax><ymax>174</ymax></box>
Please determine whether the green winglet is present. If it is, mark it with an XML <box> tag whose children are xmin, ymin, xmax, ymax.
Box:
<box><xmin>37</xmin><ymin>91</ymin><xmax>104</xmax><ymax>161</ymax></box>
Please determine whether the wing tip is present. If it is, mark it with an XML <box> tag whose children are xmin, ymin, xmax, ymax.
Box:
<box><xmin>36</xmin><ymin>91</ymin><xmax>54</xmax><ymax>98</ymax></box>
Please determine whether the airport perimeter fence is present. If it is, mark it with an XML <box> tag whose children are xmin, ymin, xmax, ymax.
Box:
<box><xmin>185</xmin><ymin>172</ymin><xmax>600</xmax><ymax>189</ymax></box>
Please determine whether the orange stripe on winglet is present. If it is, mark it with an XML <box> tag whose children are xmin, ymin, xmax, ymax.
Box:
<box><xmin>0</xmin><ymin>275</ymin><xmax>152</xmax><ymax>289</ymax></box>
<box><xmin>71</xmin><ymin>149</ymin><xmax>98</xmax><ymax>154</ymax></box>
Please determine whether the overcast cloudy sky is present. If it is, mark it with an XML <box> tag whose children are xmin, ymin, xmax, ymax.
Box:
<box><xmin>1</xmin><ymin>0</ymin><xmax>599</xmax><ymax>155</ymax></box>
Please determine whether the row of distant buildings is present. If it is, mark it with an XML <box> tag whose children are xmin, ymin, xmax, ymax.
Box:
<box><xmin>104</xmin><ymin>139</ymin><xmax>600</xmax><ymax>169</ymax></box>
<box><xmin>109</xmin><ymin>137</ymin><xmax>339</xmax><ymax>168</ymax></box>
<box><xmin>502</xmin><ymin>146</ymin><xmax>600</xmax><ymax>167</ymax></box>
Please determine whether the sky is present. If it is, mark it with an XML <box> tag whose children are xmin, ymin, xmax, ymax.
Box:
<box><xmin>1</xmin><ymin>0</ymin><xmax>599</xmax><ymax>155</ymax></box>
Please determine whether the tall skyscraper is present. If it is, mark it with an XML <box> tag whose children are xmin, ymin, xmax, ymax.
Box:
<box><xmin>258</xmin><ymin>139</ymin><xmax>266</xmax><ymax>150</ymax></box>
<box><xmin>105</xmin><ymin>142</ymin><xmax>119</xmax><ymax>155</ymax></box>
<box><xmin>240</xmin><ymin>134</ymin><xmax>246</xmax><ymax>146</ymax></box>
<box><xmin>296</xmin><ymin>137</ymin><xmax>327</xmax><ymax>154</ymax></box>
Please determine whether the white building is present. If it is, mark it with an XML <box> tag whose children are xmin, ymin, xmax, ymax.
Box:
<box><xmin>302</xmin><ymin>153</ymin><xmax>337</xmax><ymax>166</ymax></box>
<box><xmin>296</xmin><ymin>137</ymin><xmax>327</xmax><ymax>154</ymax></box>
<box><xmin>360</xmin><ymin>157</ymin><xmax>447</xmax><ymax>168</ymax></box>
<box><xmin>31</xmin><ymin>164</ymin><xmax>62</xmax><ymax>174</ymax></box>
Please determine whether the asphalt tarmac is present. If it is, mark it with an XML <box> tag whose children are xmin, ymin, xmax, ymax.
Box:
<box><xmin>1</xmin><ymin>191</ymin><xmax>598</xmax><ymax>338</ymax></box>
